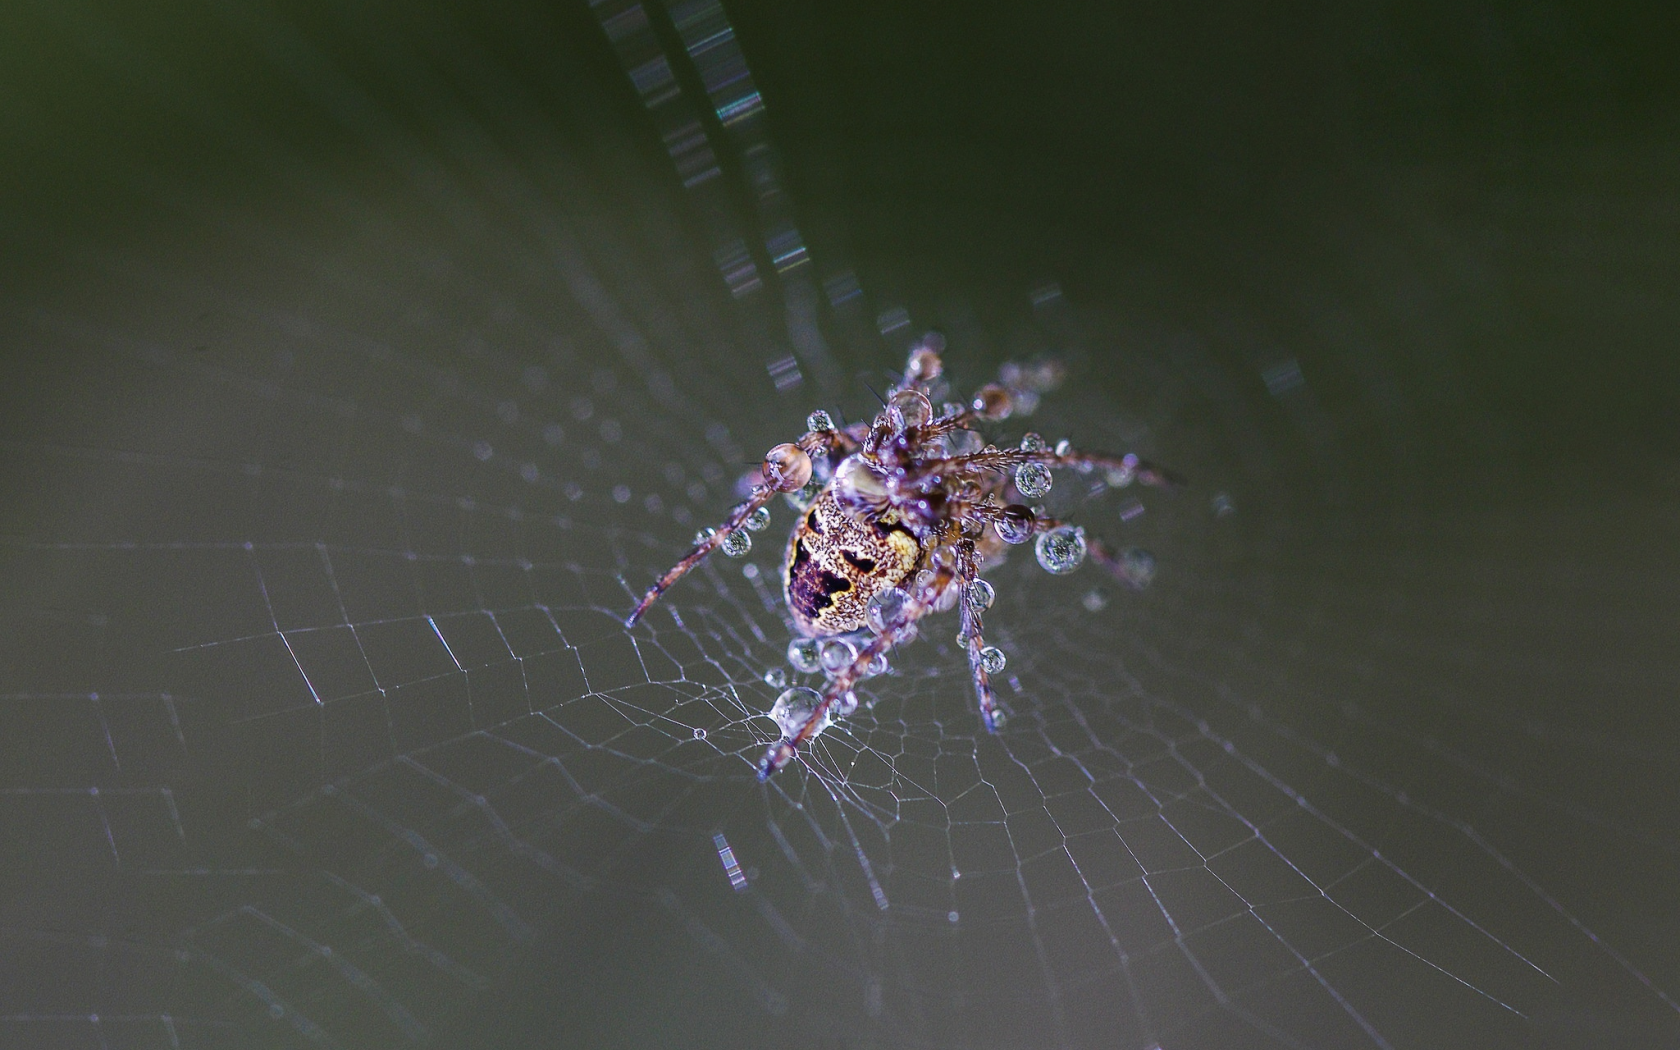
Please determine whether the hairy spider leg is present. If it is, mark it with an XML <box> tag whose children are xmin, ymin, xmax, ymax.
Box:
<box><xmin>1040</xmin><ymin>448</ymin><xmax>1186</xmax><ymax>490</ymax></box>
<box><xmin>1020</xmin><ymin>510</ymin><xmax>1157</xmax><ymax>594</ymax></box>
<box><xmin>758</xmin><ymin>558</ymin><xmax>963</xmax><ymax>779</ymax></box>
<box><xmin>623</xmin><ymin>484</ymin><xmax>778</xmax><ymax>628</ymax></box>
<box><xmin>953</xmin><ymin>541</ymin><xmax>1004</xmax><ymax>732</ymax></box>
<box><xmin>901</xmin><ymin>446</ymin><xmax>1184</xmax><ymax>494</ymax></box>
<box><xmin>626</xmin><ymin>428</ymin><xmax>857</xmax><ymax>628</ymax></box>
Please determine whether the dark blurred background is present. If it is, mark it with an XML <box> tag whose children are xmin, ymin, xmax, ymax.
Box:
<box><xmin>2</xmin><ymin>1</ymin><xmax>1678</xmax><ymax>1048</ymax></box>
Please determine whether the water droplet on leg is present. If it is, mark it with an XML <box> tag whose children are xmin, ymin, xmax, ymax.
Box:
<box><xmin>786</xmin><ymin>637</ymin><xmax>822</xmax><ymax>674</ymax></box>
<box><xmin>1014</xmin><ymin>462</ymin><xmax>1052</xmax><ymax>498</ymax></box>
<box><xmin>720</xmin><ymin>530</ymin><xmax>751</xmax><ymax>557</ymax></box>
<box><xmin>769</xmin><ymin>687</ymin><xmax>830</xmax><ymax>739</ymax></box>
<box><xmin>866</xmin><ymin>587</ymin><xmax>911</xmax><ymax>634</ymax></box>
<box><xmin>1035</xmin><ymin>525</ymin><xmax>1087</xmax><ymax>574</ymax></box>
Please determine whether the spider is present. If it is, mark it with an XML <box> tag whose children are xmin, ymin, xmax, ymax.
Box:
<box><xmin>625</xmin><ymin>336</ymin><xmax>1181</xmax><ymax>779</ymax></box>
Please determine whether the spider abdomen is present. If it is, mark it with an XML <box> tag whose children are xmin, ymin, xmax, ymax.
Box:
<box><xmin>784</xmin><ymin>487</ymin><xmax>921</xmax><ymax>636</ymax></box>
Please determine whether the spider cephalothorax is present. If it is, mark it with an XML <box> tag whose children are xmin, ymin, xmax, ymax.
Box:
<box><xmin>625</xmin><ymin>336</ymin><xmax>1181</xmax><ymax>779</ymax></box>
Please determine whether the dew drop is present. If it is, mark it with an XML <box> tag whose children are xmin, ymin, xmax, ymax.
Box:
<box><xmin>888</xmin><ymin>389</ymin><xmax>934</xmax><ymax>430</ymax></box>
<box><xmin>692</xmin><ymin>726</ymin><xmax>708</xmax><ymax>740</ymax></box>
<box><xmin>820</xmin><ymin>638</ymin><xmax>859</xmax><ymax>673</ymax></box>
<box><xmin>783</xmin><ymin>479</ymin><xmax>821</xmax><ymax>512</ymax></box>
<box><xmin>945</xmin><ymin>427</ymin><xmax>983</xmax><ymax>457</ymax></box>
<box><xmin>866</xmin><ymin>586</ymin><xmax>911</xmax><ymax>634</ymax></box>
<box><xmin>1105</xmin><ymin>453</ymin><xmax>1139</xmax><ymax>489</ymax></box>
<box><xmin>979</xmin><ymin>646</ymin><xmax>1007</xmax><ymax>674</ymax></box>
<box><xmin>865</xmin><ymin>652</ymin><xmax>889</xmax><ymax>677</ymax></box>
<box><xmin>912</xmin><ymin>569</ymin><xmax>937</xmax><ymax>598</ymax></box>
<box><xmin>989</xmin><ymin>709</ymin><xmax>1009</xmax><ymax>729</ymax></box>
<box><xmin>965</xmin><ymin>578</ymin><xmax>995</xmax><ymax>612</ymax></box>
<box><xmin>769</xmin><ymin>687</ymin><xmax>830</xmax><ymax>739</ymax></box>
<box><xmin>1014</xmin><ymin>462</ymin><xmax>1052</xmax><ymax>498</ymax></box>
<box><xmin>1035</xmin><ymin>525</ymin><xmax>1087</xmax><ymax>574</ymax></box>
<box><xmin>743</xmin><ymin>506</ymin><xmax>772</xmax><ymax>532</ymax></box>
<box><xmin>806</xmin><ymin>409</ymin><xmax>835</xmax><ymax>433</ymax></box>
<box><xmin>832</xmin><ymin>690</ymin><xmax>860</xmax><ymax>717</ymax></box>
<box><xmin>720</xmin><ymin>530</ymin><xmax>752</xmax><ymax>557</ymax></box>
<box><xmin>994</xmin><ymin>505</ymin><xmax>1036</xmax><ymax>545</ymax></box>
<box><xmin>786</xmin><ymin>637</ymin><xmax>822</xmax><ymax>674</ymax></box>
<box><xmin>1018</xmin><ymin>432</ymin><xmax>1048</xmax><ymax>453</ymax></box>
<box><xmin>763</xmin><ymin>667</ymin><xmax>788</xmax><ymax>689</ymax></box>
<box><xmin>1114</xmin><ymin>547</ymin><xmax>1157</xmax><ymax>589</ymax></box>
<box><xmin>694</xmin><ymin>526</ymin><xmax>717</xmax><ymax>546</ymax></box>
<box><xmin>1055</xmin><ymin>438</ymin><xmax>1072</xmax><ymax>456</ymax></box>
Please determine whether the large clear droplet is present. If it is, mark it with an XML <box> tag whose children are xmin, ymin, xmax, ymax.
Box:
<box><xmin>786</xmin><ymin>637</ymin><xmax>822</xmax><ymax>674</ymax></box>
<box><xmin>820</xmin><ymin>638</ymin><xmax>858</xmax><ymax>674</ymax></box>
<box><xmin>965</xmin><ymin>578</ymin><xmax>995</xmax><ymax>612</ymax></box>
<box><xmin>1035</xmin><ymin>525</ymin><xmax>1087</xmax><ymax>574</ymax></box>
<box><xmin>979</xmin><ymin>646</ymin><xmax>1007</xmax><ymax>674</ymax></box>
<box><xmin>994</xmin><ymin>505</ymin><xmax>1035</xmax><ymax>545</ymax></box>
<box><xmin>743</xmin><ymin>506</ymin><xmax>772</xmax><ymax>532</ymax></box>
<box><xmin>866</xmin><ymin>587</ymin><xmax>911</xmax><ymax>634</ymax></box>
<box><xmin>720</xmin><ymin>530</ymin><xmax>751</xmax><ymax>557</ymax></box>
<box><xmin>1019</xmin><ymin>432</ymin><xmax>1048</xmax><ymax>452</ymax></box>
<box><xmin>1014</xmin><ymin>462</ymin><xmax>1053</xmax><ymax>499</ymax></box>
<box><xmin>887</xmin><ymin>389</ymin><xmax>933</xmax><ymax>430</ymax></box>
<box><xmin>833</xmin><ymin>455</ymin><xmax>888</xmax><ymax>516</ymax></box>
<box><xmin>806</xmin><ymin>410</ymin><xmax>835</xmax><ymax>433</ymax></box>
<box><xmin>769</xmin><ymin>687</ymin><xmax>830</xmax><ymax>739</ymax></box>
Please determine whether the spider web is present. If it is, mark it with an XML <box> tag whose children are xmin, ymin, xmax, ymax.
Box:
<box><xmin>3</xmin><ymin>2</ymin><xmax>1679</xmax><ymax>1048</ymax></box>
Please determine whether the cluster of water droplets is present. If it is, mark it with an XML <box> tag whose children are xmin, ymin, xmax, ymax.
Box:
<box><xmin>755</xmin><ymin>377</ymin><xmax>1162</xmax><ymax>754</ymax></box>
<box><xmin>695</xmin><ymin>504</ymin><xmax>772</xmax><ymax>558</ymax></box>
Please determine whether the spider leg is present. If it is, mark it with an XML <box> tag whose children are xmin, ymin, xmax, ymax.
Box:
<box><xmin>625</xmin><ymin>437</ymin><xmax>822</xmax><ymax>628</ymax></box>
<box><xmin>1042</xmin><ymin>448</ymin><xmax>1184</xmax><ymax>490</ymax></box>
<box><xmin>623</xmin><ymin>485</ymin><xmax>777</xmax><ymax>628</ymax></box>
<box><xmin>904</xmin><ymin>447</ymin><xmax>1183</xmax><ymax>493</ymax></box>
<box><xmin>758</xmin><ymin>559</ymin><xmax>962</xmax><ymax>779</ymax></box>
<box><xmin>1017</xmin><ymin>511</ymin><xmax>1156</xmax><ymax>590</ymax></box>
<box><xmin>953</xmin><ymin>544</ymin><xmax>1004</xmax><ymax>732</ymax></box>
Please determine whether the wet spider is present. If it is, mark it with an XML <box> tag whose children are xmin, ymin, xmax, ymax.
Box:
<box><xmin>625</xmin><ymin>335</ymin><xmax>1181</xmax><ymax>779</ymax></box>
